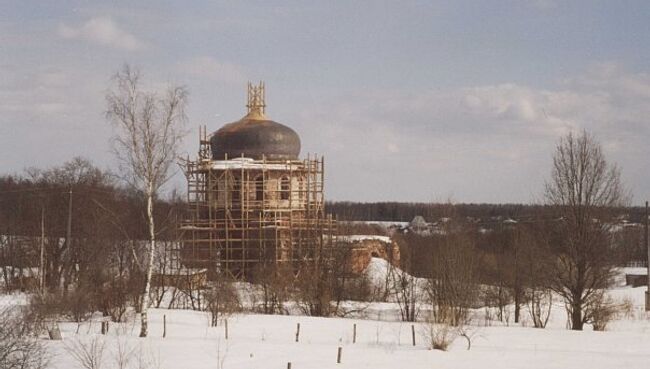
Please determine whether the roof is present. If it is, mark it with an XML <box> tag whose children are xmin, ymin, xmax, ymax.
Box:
<box><xmin>410</xmin><ymin>215</ymin><xmax>428</xmax><ymax>227</ymax></box>
<box><xmin>209</xmin><ymin>82</ymin><xmax>301</xmax><ymax>160</ymax></box>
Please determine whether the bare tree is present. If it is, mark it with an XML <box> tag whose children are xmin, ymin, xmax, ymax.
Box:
<box><xmin>0</xmin><ymin>306</ymin><xmax>49</xmax><ymax>369</ymax></box>
<box><xmin>294</xmin><ymin>260</ymin><xmax>335</xmax><ymax>317</ymax></box>
<box><xmin>388</xmin><ymin>234</ymin><xmax>421</xmax><ymax>322</ymax></box>
<box><xmin>526</xmin><ymin>287</ymin><xmax>552</xmax><ymax>328</ymax></box>
<box><xmin>249</xmin><ymin>263</ymin><xmax>292</xmax><ymax>315</ymax></box>
<box><xmin>64</xmin><ymin>336</ymin><xmax>106</xmax><ymax>369</ymax></box>
<box><xmin>203</xmin><ymin>274</ymin><xmax>241</xmax><ymax>327</ymax></box>
<box><xmin>150</xmin><ymin>239</ymin><xmax>176</xmax><ymax>309</ymax></box>
<box><xmin>106</xmin><ymin>64</ymin><xmax>188</xmax><ymax>337</ymax></box>
<box><xmin>545</xmin><ymin>131</ymin><xmax>627</xmax><ymax>330</ymax></box>
<box><xmin>388</xmin><ymin>260</ymin><xmax>420</xmax><ymax>322</ymax></box>
<box><xmin>113</xmin><ymin>336</ymin><xmax>137</xmax><ymax>369</ymax></box>
<box><xmin>427</xmin><ymin>227</ymin><xmax>479</xmax><ymax>327</ymax></box>
<box><xmin>21</xmin><ymin>157</ymin><xmax>114</xmax><ymax>292</ymax></box>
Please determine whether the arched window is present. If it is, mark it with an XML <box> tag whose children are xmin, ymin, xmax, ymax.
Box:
<box><xmin>280</xmin><ymin>176</ymin><xmax>290</xmax><ymax>201</ymax></box>
<box><xmin>255</xmin><ymin>175</ymin><xmax>264</xmax><ymax>202</ymax></box>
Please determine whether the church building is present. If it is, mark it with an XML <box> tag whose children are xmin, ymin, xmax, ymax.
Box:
<box><xmin>180</xmin><ymin>82</ymin><xmax>336</xmax><ymax>278</ymax></box>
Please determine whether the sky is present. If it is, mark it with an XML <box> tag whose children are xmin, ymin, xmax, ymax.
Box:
<box><xmin>1</xmin><ymin>0</ymin><xmax>650</xmax><ymax>203</ymax></box>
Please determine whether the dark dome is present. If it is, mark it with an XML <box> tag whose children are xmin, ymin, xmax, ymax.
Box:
<box><xmin>210</xmin><ymin>117</ymin><xmax>301</xmax><ymax>161</ymax></box>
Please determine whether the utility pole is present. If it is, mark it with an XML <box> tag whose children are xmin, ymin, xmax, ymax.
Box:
<box><xmin>40</xmin><ymin>205</ymin><xmax>45</xmax><ymax>291</ymax></box>
<box><xmin>66</xmin><ymin>187</ymin><xmax>72</xmax><ymax>248</ymax></box>
<box><xmin>62</xmin><ymin>187</ymin><xmax>72</xmax><ymax>291</ymax></box>
<box><xmin>643</xmin><ymin>201</ymin><xmax>650</xmax><ymax>311</ymax></box>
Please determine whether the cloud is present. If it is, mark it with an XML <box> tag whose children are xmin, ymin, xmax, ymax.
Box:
<box><xmin>58</xmin><ymin>17</ymin><xmax>143</xmax><ymax>51</ymax></box>
<box><xmin>291</xmin><ymin>63</ymin><xmax>650</xmax><ymax>202</ymax></box>
<box><xmin>177</xmin><ymin>57</ymin><xmax>247</xmax><ymax>85</ymax></box>
<box><xmin>359</xmin><ymin>64</ymin><xmax>650</xmax><ymax>145</ymax></box>
<box><xmin>0</xmin><ymin>63</ymin><xmax>113</xmax><ymax>176</ymax></box>
<box><xmin>1</xmin><ymin>67</ymin><xmax>73</xmax><ymax>117</ymax></box>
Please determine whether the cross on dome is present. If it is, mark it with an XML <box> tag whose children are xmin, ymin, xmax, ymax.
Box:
<box><xmin>245</xmin><ymin>81</ymin><xmax>266</xmax><ymax>120</ymax></box>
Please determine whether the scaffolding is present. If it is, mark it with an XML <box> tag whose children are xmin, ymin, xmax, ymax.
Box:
<box><xmin>180</xmin><ymin>127</ymin><xmax>336</xmax><ymax>278</ymax></box>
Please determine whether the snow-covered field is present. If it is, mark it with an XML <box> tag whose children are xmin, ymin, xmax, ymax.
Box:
<box><xmin>37</xmin><ymin>294</ymin><xmax>650</xmax><ymax>369</ymax></box>
<box><xmin>3</xmin><ymin>263</ymin><xmax>650</xmax><ymax>369</ymax></box>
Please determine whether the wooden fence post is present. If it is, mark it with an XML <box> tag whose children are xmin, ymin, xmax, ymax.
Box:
<box><xmin>225</xmin><ymin>319</ymin><xmax>229</xmax><ymax>340</ymax></box>
<box><xmin>295</xmin><ymin>323</ymin><xmax>300</xmax><ymax>342</ymax></box>
<box><xmin>163</xmin><ymin>315</ymin><xmax>167</xmax><ymax>338</ymax></box>
<box><xmin>337</xmin><ymin>347</ymin><xmax>342</xmax><ymax>364</ymax></box>
<box><xmin>287</xmin><ymin>362</ymin><xmax>292</xmax><ymax>369</ymax></box>
<box><xmin>411</xmin><ymin>324</ymin><xmax>416</xmax><ymax>346</ymax></box>
<box><xmin>353</xmin><ymin>323</ymin><xmax>357</xmax><ymax>344</ymax></box>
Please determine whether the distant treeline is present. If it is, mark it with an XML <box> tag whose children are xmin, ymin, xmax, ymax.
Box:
<box><xmin>0</xmin><ymin>157</ymin><xmax>181</xmax><ymax>241</ymax></box>
<box><xmin>326</xmin><ymin>201</ymin><xmax>545</xmax><ymax>222</ymax></box>
<box><xmin>326</xmin><ymin>201</ymin><xmax>648</xmax><ymax>223</ymax></box>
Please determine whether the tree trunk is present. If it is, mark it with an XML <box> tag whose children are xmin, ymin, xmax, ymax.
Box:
<box><xmin>514</xmin><ymin>300</ymin><xmax>520</xmax><ymax>323</ymax></box>
<box><xmin>571</xmin><ymin>302</ymin><xmax>583</xmax><ymax>330</ymax></box>
<box><xmin>514</xmin><ymin>287</ymin><xmax>521</xmax><ymax>323</ymax></box>
<box><xmin>139</xmin><ymin>188</ymin><xmax>156</xmax><ymax>338</ymax></box>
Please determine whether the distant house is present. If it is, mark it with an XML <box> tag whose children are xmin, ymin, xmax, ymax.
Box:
<box><xmin>623</xmin><ymin>266</ymin><xmax>647</xmax><ymax>287</ymax></box>
<box><xmin>408</xmin><ymin>216</ymin><xmax>430</xmax><ymax>235</ymax></box>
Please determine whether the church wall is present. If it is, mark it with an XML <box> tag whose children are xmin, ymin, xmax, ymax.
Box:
<box><xmin>207</xmin><ymin>168</ymin><xmax>307</xmax><ymax>210</ymax></box>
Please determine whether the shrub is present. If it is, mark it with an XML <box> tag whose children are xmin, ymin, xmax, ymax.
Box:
<box><xmin>422</xmin><ymin>320</ymin><xmax>457</xmax><ymax>351</ymax></box>
<box><xmin>203</xmin><ymin>276</ymin><xmax>241</xmax><ymax>327</ymax></box>
<box><xmin>586</xmin><ymin>294</ymin><xmax>633</xmax><ymax>331</ymax></box>
<box><xmin>0</xmin><ymin>306</ymin><xmax>49</xmax><ymax>369</ymax></box>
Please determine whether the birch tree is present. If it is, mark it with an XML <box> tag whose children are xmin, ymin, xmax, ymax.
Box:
<box><xmin>106</xmin><ymin>65</ymin><xmax>188</xmax><ymax>337</ymax></box>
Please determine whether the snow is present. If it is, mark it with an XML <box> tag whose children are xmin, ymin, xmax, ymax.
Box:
<box><xmin>610</xmin><ymin>267</ymin><xmax>648</xmax><ymax>288</ymax></box>
<box><xmin>344</xmin><ymin>221</ymin><xmax>410</xmax><ymax>229</ymax></box>
<box><xmin>364</xmin><ymin>257</ymin><xmax>392</xmax><ymax>287</ymax></box>
<box><xmin>363</xmin><ymin>257</ymin><xmax>428</xmax><ymax>304</ymax></box>
<box><xmin>206</xmin><ymin>158</ymin><xmax>304</xmax><ymax>171</ymax></box>
<box><xmin>621</xmin><ymin>267</ymin><xmax>648</xmax><ymax>276</ymax></box>
<box><xmin>38</xmin><ymin>297</ymin><xmax>650</xmax><ymax>369</ymax></box>
<box><xmin>339</xmin><ymin>235</ymin><xmax>392</xmax><ymax>244</ymax></box>
<box><xmin>4</xmin><ymin>271</ymin><xmax>650</xmax><ymax>368</ymax></box>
